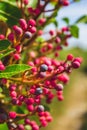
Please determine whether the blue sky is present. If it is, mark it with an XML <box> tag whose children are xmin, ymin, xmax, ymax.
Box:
<box><xmin>57</xmin><ymin>0</ymin><xmax>87</xmax><ymax>50</ymax></box>
<box><xmin>45</xmin><ymin>0</ymin><xmax>87</xmax><ymax>50</ymax></box>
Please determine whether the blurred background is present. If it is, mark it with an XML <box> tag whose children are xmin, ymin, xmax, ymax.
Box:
<box><xmin>42</xmin><ymin>0</ymin><xmax>87</xmax><ymax>130</ymax></box>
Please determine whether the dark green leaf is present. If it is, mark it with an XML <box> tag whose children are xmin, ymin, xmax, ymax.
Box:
<box><xmin>0</xmin><ymin>1</ymin><xmax>22</xmax><ymax>26</ymax></box>
<box><xmin>76</xmin><ymin>15</ymin><xmax>87</xmax><ymax>24</ymax></box>
<box><xmin>44</xmin><ymin>105</ymin><xmax>50</xmax><ymax>111</ymax></box>
<box><xmin>0</xmin><ymin>40</ymin><xmax>11</xmax><ymax>51</ymax></box>
<box><xmin>0</xmin><ymin>48</ymin><xmax>15</xmax><ymax>59</ymax></box>
<box><xmin>0</xmin><ymin>64</ymin><xmax>31</xmax><ymax>78</ymax></box>
<box><xmin>70</xmin><ymin>25</ymin><xmax>79</xmax><ymax>38</ymax></box>
<box><xmin>62</xmin><ymin>17</ymin><xmax>69</xmax><ymax>25</ymax></box>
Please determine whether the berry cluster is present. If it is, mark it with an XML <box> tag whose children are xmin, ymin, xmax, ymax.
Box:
<box><xmin>0</xmin><ymin>0</ymin><xmax>82</xmax><ymax>130</ymax></box>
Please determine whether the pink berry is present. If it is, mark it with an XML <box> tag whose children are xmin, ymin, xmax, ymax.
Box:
<box><xmin>0</xmin><ymin>64</ymin><xmax>5</xmax><ymax>71</ymax></box>
<box><xmin>27</xmin><ymin>105</ymin><xmax>34</xmax><ymax>112</ymax></box>
<box><xmin>38</xmin><ymin>18</ymin><xmax>46</xmax><ymax>25</ymax></box>
<box><xmin>10</xmin><ymin>91</ymin><xmax>17</xmax><ymax>98</ymax></box>
<box><xmin>49</xmin><ymin>30</ymin><xmax>55</xmax><ymax>36</ymax></box>
<box><xmin>58</xmin><ymin>95</ymin><xmax>64</xmax><ymax>101</ymax></box>
<box><xmin>73</xmin><ymin>57</ymin><xmax>83</xmax><ymax>64</ymax></box>
<box><xmin>41</xmin><ymin>120</ymin><xmax>48</xmax><ymax>127</ymax></box>
<box><xmin>8</xmin><ymin>33</ymin><xmax>14</xmax><ymax>42</ymax></box>
<box><xmin>63</xmin><ymin>0</ymin><xmax>70</xmax><ymax>6</ymax></box>
<box><xmin>0</xmin><ymin>34</ymin><xmax>5</xmax><ymax>40</ymax></box>
<box><xmin>9</xmin><ymin>111</ymin><xmax>17</xmax><ymax>119</ymax></box>
<box><xmin>55</xmin><ymin>37</ymin><xmax>61</xmax><ymax>44</ymax></box>
<box><xmin>38</xmin><ymin>30</ymin><xmax>43</xmax><ymax>35</ymax></box>
<box><xmin>13</xmin><ymin>25</ymin><xmax>23</xmax><ymax>35</ymax></box>
<box><xmin>18</xmin><ymin>124</ymin><xmax>24</xmax><ymax>130</ymax></box>
<box><xmin>15</xmin><ymin>45</ymin><xmax>22</xmax><ymax>53</ymax></box>
<box><xmin>25</xmin><ymin>118</ymin><xmax>31</xmax><ymax>124</ymax></box>
<box><xmin>32</xmin><ymin>124</ymin><xmax>39</xmax><ymax>130</ymax></box>
<box><xmin>29</xmin><ymin>27</ymin><xmax>37</xmax><ymax>34</ymax></box>
<box><xmin>19</xmin><ymin>18</ymin><xmax>27</xmax><ymax>30</ymax></box>
<box><xmin>47</xmin><ymin>44</ymin><xmax>53</xmax><ymax>50</ymax></box>
<box><xmin>28</xmin><ymin>19</ymin><xmax>36</xmax><ymax>26</ymax></box>
<box><xmin>67</xmin><ymin>54</ymin><xmax>74</xmax><ymax>61</ymax></box>
<box><xmin>13</xmin><ymin>53</ymin><xmax>21</xmax><ymax>60</ymax></box>
<box><xmin>72</xmin><ymin>61</ymin><xmax>80</xmax><ymax>69</ymax></box>
<box><xmin>39</xmin><ymin>116</ymin><xmax>46</xmax><ymax>122</ymax></box>
<box><xmin>46</xmin><ymin>116</ymin><xmax>53</xmax><ymax>122</ymax></box>
<box><xmin>25</xmin><ymin>98</ymin><xmax>34</xmax><ymax>105</ymax></box>
<box><xmin>23</xmin><ymin>0</ymin><xmax>29</xmax><ymax>5</ymax></box>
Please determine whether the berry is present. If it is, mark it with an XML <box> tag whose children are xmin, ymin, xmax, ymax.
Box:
<box><xmin>13</xmin><ymin>25</ymin><xmax>23</xmax><ymax>35</ymax></box>
<box><xmin>24</xmin><ymin>31</ymin><xmax>32</xmax><ymax>38</ymax></box>
<box><xmin>35</xmin><ymin>88</ymin><xmax>43</xmax><ymax>95</ymax></box>
<box><xmin>18</xmin><ymin>124</ymin><xmax>24</xmax><ymax>130</ymax></box>
<box><xmin>55</xmin><ymin>37</ymin><xmax>61</xmax><ymax>44</ymax></box>
<box><xmin>10</xmin><ymin>91</ymin><xmax>17</xmax><ymax>98</ymax></box>
<box><xmin>9</xmin><ymin>111</ymin><xmax>17</xmax><ymax>119</ymax></box>
<box><xmin>58</xmin><ymin>95</ymin><xmax>64</xmax><ymax>101</ymax></box>
<box><xmin>19</xmin><ymin>19</ymin><xmax>27</xmax><ymax>30</ymax></box>
<box><xmin>40</xmin><ymin>64</ymin><xmax>48</xmax><ymax>72</ymax></box>
<box><xmin>0</xmin><ymin>64</ymin><xmax>5</xmax><ymax>71</ymax></box>
<box><xmin>29</xmin><ymin>27</ymin><xmax>37</xmax><ymax>34</ymax></box>
<box><xmin>9</xmin><ymin>84</ymin><xmax>16</xmax><ymax>91</ymax></box>
<box><xmin>27</xmin><ymin>105</ymin><xmax>34</xmax><ymax>112</ymax></box>
<box><xmin>28</xmin><ymin>19</ymin><xmax>36</xmax><ymax>26</ymax></box>
<box><xmin>38</xmin><ymin>18</ymin><xmax>46</xmax><ymax>25</ymax></box>
<box><xmin>23</xmin><ymin>0</ymin><xmax>29</xmax><ymax>5</ymax></box>
<box><xmin>72</xmin><ymin>61</ymin><xmax>80</xmax><ymax>69</ymax></box>
<box><xmin>0</xmin><ymin>34</ymin><xmax>5</xmax><ymax>40</ymax></box>
<box><xmin>41</xmin><ymin>120</ymin><xmax>48</xmax><ymax>127</ymax></box>
<box><xmin>15</xmin><ymin>45</ymin><xmax>22</xmax><ymax>53</ymax></box>
<box><xmin>67</xmin><ymin>54</ymin><xmax>74</xmax><ymax>61</ymax></box>
<box><xmin>55</xmin><ymin>84</ymin><xmax>64</xmax><ymax>91</ymax></box>
<box><xmin>25</xmin><ymin>118</ymin><xmax>30</xmax><ymax>124</ymax></box>
<box><xmin>13</xmin><ymin>53</ymin><xmax>21</xmax><ymax>60</ymax></box>
<box><xmin>36</xmin><ymin>105</ymin><xmax>45</xmax><ymax>112</ymax></box>
<box><xmin>25</xmin><ymin>98</ymin><xmax>34</xmax><ymax>105</ymax></box>
<box><xmin>49</xmin><ymin>30</ymin><xmax>55</xmax><ymax>36</ymax></box>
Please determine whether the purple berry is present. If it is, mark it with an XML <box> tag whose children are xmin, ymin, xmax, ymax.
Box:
<box><xmin>24</xmin><ymin>31</ymin><xmax>32</xmax><ymax>38</ymax></box>
<box><xmin>35</xmin><ymin>88</ymin><xmax>43</xmax><ymax>95</ymax></box>
<box><xmin>40</xmin><ymin>64</ymin><xmax>48</xmax><ymax>72</ymax></box>
<box><xmin>37</xmin><ymin>105</ymin><xmax>45</xmax><ymax>112</ymax></box>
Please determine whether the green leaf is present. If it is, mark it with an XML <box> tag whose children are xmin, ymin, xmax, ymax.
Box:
<box><xmin>0</xmin><ymin>40</ymin><xmax>11</xmax><ymax>51</ymax></box>
<box><xmin>76</xmin><ymin>15</ymin><xmax>87</xmax><ymax>24</ymax></box>
<box><xmin>29</xmin><ymin>0</ymin><xmax>38</xmax><ymax>8</ymax></box>
<box><xmin>36</xmin><ymin>37</ymin><xmax>45</xmax><ymax>43</ymax></box>
<box><xmin>46</xmin><ymin>18</ymin><xmax>58</xmax><ymax>27</ymax></box>
<box><xmin>0</xmin><ymin>48</ymin><xmax>15</xmax><ymax>59</ymax></box>
<box><xmin>0</xmin><ymin>123</ymin><xmax>8</xmax><ymax>130</ymax></box>
<box><xmin>0</xmin><ymin>64</ymin><xmax>31</xmax><ymax>78</ymax></box>
<box><xmin>70</xmin><ymin>25</ymin><xmax>79</xmax><ymax>38</ymax></box>
<box><xmin>0</xmin><ymin>1</ymin><xmax>22</xmax><ymax>26</ymax></box>
<box><xmin>62</xmin><ymin>17</ymin><xmax>69</xmax><ymax>25</ymax></box>
<box><xmin>25</xmin><ymin>125</ymin><xmax>32</xmax><ymax>130</ymax></box>
<box><xmin>0</xmin><ymin>87</ymin><xmax>3</xmax><ymax>93</ymax></box>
